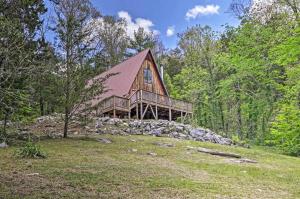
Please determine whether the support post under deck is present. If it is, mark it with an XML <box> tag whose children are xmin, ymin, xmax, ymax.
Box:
<box><xmin>181</xmin><ymin>111</ymin><xmax>183</xmax><ymax>123</ymax></box>
<box><xmin>113</xmin><ymin>96</ymin><xmax>116</xmax><ymax>118</ymax></box>
<box><xmin>155</xmin><ymin>93</ymin><xmax>158</xmax><ymax>120</ymax></box>
<box><xmin>140</xmin><ymin>90</ymin><xmax>143</xmax><ymax>120</ymax></box>
<box><xmin>128</xmin><ymin>100</ymin><xmax>131</xmax><ymax>119</ymax></box>
<box><xmin>128</xmin><ymin>111</ymin><xmax>131</xmax><ymax>119</ymax></box>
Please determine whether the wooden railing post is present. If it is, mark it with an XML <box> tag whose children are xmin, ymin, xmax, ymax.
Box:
<box><xmin>113</xmin><ymin>96</ymin><xmax>116</xmax><ymax>118</ymax></box>
<box><xmin>155</xmin><ymin>93</ymin><xmax>158</xmax><ymax>120</ymax></box>
<box><xmin>140</xmin><ymin>90</ymin><xmax>143</xmax><ymax>120</ymax></box>
<box><xmin>135</xmin><ymin>91</ymin><xmax>138</xmax><ymax>119</ymax></box>
<box><xmin>128</xmin><ymin>97</ymin><xmax>131</xmax><ymax>119</ymax></box>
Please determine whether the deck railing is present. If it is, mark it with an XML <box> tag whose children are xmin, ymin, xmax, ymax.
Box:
<box><xmin>101</xmin><ymin>96</ymin><xmax>114</xmax><ymax>110</ymax></box>
<box><xmin>98</xmin><ymin>89</ymin><xmax>192</xmax><ymax>113</ymax></box>
<box><xmin>99</xmin><ymin>95</ymin><xmax>129</xmax><ymax>112</ymax></box>
<box><xmin>136</xmin><ymin>90</ymin><xmax>192</xmax><ymax>112</ymax></box>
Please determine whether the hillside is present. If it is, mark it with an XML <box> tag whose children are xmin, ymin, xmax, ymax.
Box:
<box><xmin>1</xmin><ymin>132</ymin><xmax>299</xmax><ymax>198</ymax></box>
<box><xmin>1</xmin><ymin>1</ymin><xmax>300</xmax><ymax>198</ymax></box>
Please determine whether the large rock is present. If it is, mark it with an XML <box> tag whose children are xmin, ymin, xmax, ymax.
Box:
<box><xmin>0</xmin><ymin>142</ymin><xmax>8</xmax><ymax>148</ymax></box>
<box><xmin>94</xmin><ymin>117</ymin><xmax>233</xmax><ymax>145</ymax></box>
<box><xmin>190</xmin><ymin>128</ymin><xmax>206</xmax><ymax>138</ymax></box>
<box><xmin>97</xmin><ymin>138</ymin><xmax>112</xmax><ymax>144</ymax></box>
<box><xmin>149</xmin><ymin>127</ymin><xmax>164</xmax><ymax>136</ymax></box>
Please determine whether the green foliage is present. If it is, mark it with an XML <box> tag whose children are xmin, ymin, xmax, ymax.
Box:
<box><xmin>0</xmin><ymin>0</ymin><xmax>47</xmax><ymax>130</ymax></box>
<box><xmin>173</xmin><ymin>66</ymin><xmax>208</xmax><ymax>100</ymax></box>
<box><xmin>162</xmin><ymin>7</ymin><xmax>300</xmax><ymax>156</ymax></box>
<box><xmin>129</xmin><ymin>27</ymin><xmax>157</xmax><ymax>53</ymax></box>
<box><xmin>267</xmin><ymin>103</ymin><xmax>300</xmax><ymax>156</ymax></box>
<box><xmin>163</xmin><ymin>73</ymin><xmax>175</xmax><ymax>96</ymax></box>
<box><xmin>270</xmin><ymin>26</ymin><xmax>300</xmax><ymax>66</ymax></box>
<box><xmin>231</xmin><ymin>135</ymin><xmax>250</xmax><ymax>147</ymax></box>
<box><xmin>1</xmin><ymin>0</ymin><xmax>299</xmax><ymax>157</ymax></box>
<box><xmin>266</xmin><ymin>23</ymin><xmax>300</xmax><ymax>156</ymax></box>
<box><xmin>0</xmin><ymin>130</ymin><xmax>6</xmax><ymax>143</ymax></box>
<box><xmin>94</xmin><ymin>15</ymin><xmax>129</xmax><ymax>67</ymax></box>
<box><xmin>16</xmin><ymin>140</ymin><xmax>47</xmax><ymax>159</ymax></box>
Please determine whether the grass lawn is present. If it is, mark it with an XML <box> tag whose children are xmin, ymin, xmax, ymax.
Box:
<box><xmin>0</xmin><ymin>135</ymin><xmax>299</xmax><ymax>199</ymax></box>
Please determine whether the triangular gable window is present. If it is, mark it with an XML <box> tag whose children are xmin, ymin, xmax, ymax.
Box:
<box><xmin>144</xmin><ymin>64</ymin><xmax>152</xmax><ymax>84</ymax></box>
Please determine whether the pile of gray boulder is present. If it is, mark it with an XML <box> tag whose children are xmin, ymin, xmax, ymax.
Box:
<box><xmin>95</xmin><ymin>117</ymin><xmax>232</xmax><ymax>145</ymax></box>
<box><xmin>35</xmin><ymin>113</ymin><xmax>63</xmax><ymax>124</ymax></box>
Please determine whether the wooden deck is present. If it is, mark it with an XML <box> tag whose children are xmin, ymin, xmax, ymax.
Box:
<box><xmin>95</xmin><ymin>90</ymin><xmax>193</xmax><ymax>121</ymax></box>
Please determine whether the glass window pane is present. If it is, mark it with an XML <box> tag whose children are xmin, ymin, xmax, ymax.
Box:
<box><xmin>144</xmin><ymin>67</ymin><xmax>152</xmax><ymax>84</ymax></box>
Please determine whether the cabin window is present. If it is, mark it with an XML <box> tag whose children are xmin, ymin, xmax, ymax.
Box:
<box><xmin>144</xmin><ymin>66</ymin><xmax>152</xmax><ymax>84</ymax></box>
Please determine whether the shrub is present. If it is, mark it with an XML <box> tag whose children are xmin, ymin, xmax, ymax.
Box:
<box><xmin>0</xmin><ymin>130</ymin><xmax>6</xmax><ymax>143</ymax></box>
<box><xmin>267</xmin><ymin>103</ymin><xmax>300</xmax><ymax>157</ymax></box>
<box><xmin>16</xmin><ymin>141</ymin><xmax>47</xmax><ymax>159</ymax></box>
<box><xmin>232</xmin><ymin>135</ymin><xmax>250</xmax><ymax>148</ymax></box>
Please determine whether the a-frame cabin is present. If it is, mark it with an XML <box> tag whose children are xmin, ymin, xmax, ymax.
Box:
<box><xmin>87</xmin><ymin>49</ymin><xmax>192</xmax><ymax>121</ymax></box>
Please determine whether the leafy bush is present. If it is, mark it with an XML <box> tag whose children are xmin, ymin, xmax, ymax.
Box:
<box><xmin>267</xmin><ymin>103</ymin><xmax>300</xmax><ymax>157</ymax></box>
<box><xmin>16</xmin><ymin>141</ymin><xmax>47</xmax><ymax>159</ymax></box>
<box><xmin>232</xmin><ymin>135</ymin><xmax>250</xmax><ymax>148</ymax></box>
<box><xmin>0</xmin><ymin>130</ymin><xmax>6</xmax><ymax>143</ymax></box>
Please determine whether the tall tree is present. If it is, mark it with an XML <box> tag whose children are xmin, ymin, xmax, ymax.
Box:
<box><xmin>129</xmin><ymin>27</ymin><xmax>157</xmax><ymax>53</ymax></box>
<box><xmin>31</xmin><ymin>33</ymin><xmax>60</xmax><ymax>116</ymax></box>
<box><xmin>91</xmin><ymin>16</ymin><xmax>128</xmax><ymax>69</ymax></box>
<box><xmin>0</xmin><ymin>0</ymin><xmax>46</xmax><ymax>138</ymax></box>
<box><xmin>174</xmin><ymin>25</ymin><xmax>225</xmax><ymax>132</ymax></box>
<box><xmin>267</xmin><ymin>25</ymin><xmax>300</xmax><ymax>155</ymax></box>
<box><xmin>53</xmin><ymin>0</ymin><xmax>103</xmax><ymax>138</ymax></box>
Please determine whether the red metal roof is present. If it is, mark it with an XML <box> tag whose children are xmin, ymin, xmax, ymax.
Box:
<box><xmin>87</xmin><ymin>49</ymin><xmax>166</xmax><ymax>107</ymax></box>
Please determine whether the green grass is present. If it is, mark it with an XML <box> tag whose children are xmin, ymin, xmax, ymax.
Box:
<box><xmin>0</xmin><ymin>135</ymin><xmax>299</xmax><ymax>199</ymax></box>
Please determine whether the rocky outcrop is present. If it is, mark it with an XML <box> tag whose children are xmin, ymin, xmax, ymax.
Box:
<box><xmin>95</xmin><ymin>117</ymin><xmax>233</xmax><ymax>145</ymax></box>
<box><xmin>18</xmin><ymin>114</ymin><xmax>232</xmax><ymax>146</ymax></box>
<box><xmin>0</xmin><ymin>142</ymin><xmax>8</xmax><ymax>148</ymax></box>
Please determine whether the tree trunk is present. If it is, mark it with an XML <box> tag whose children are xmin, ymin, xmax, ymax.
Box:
<box><xmin>247</xmin><ymin>98</ymin><xmax>254</xmax><ymax>139</ymax></box>
<box><xmin>63</xmin><ymin>107</ymin><xmax>69</xmax><ymax>138</ymax></box>
<box><xmin>298</xmin><ymin>91</ymin><xmax>300</xmax><ymax>109</ymax></box>
<box><xmin>235</xmin><ymin>82</ymin><xmax>243</xmax><ymax>140</ymax></box>
<box><xmin>197</xmin><ymin>147</ymin><xmax>242</xmax><ymax>158</ymax></box>
<box><xmin>64</xmin><ymin>77</ymin><xmax>70</xmax><ymax>138</ymax></box>
<box><xmin>39</xmin><ymin>95</ymin><xmax>44</xmax><ymax>116</ymax></box>
<box><xmin>64</xmin><ymin>57</ymin><xmax>70</xmax><ymax>138</ymax></box>
<box><xmin>64</xmin><ymin>26</ymin><xmax>71</xmax><ymax>138</ymax></box>
<box><xmin>218</xmin><ymin>101</ymin><xmax>225</xmax><ymax>132</ymax></box>
<box><xmin>237</xmin><ymin>103</ymin><xmax>242</xmax><ymax>139</ymax></box>
<box><xmin>2</xmin><ymin>112</ymin><xmax>8</xmax><ymax>138</ymax></box>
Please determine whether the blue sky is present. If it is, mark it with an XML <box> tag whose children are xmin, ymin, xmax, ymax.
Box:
<box><xmin>91</xmin><ymin>0</ymin><xmax>240</xmax><ymax>49</ymax></box>
<box><xmin>45</xmin><ymin>0</ymin><xmax>240</xmax><ymax>49</ymax></box>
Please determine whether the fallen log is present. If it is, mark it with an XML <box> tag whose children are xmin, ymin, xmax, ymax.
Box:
<box><xmin>197</xmin><ymin>147</ymin><xmax>242</xmax><ymax>158</ymax></box>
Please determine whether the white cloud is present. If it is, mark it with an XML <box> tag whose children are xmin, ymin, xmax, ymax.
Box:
<box><xmin>166</xmin><ymin>26</ymin><xmax>175</xmax><ymax>37</ymax></box>
<box><xmin>186</xmin><ymin>5</ymin><xmax>220</xmax><ymax>20</ymax></box>
<box><xmin>118</xmin><ymin>11</ymin><xmax>159</xmax><ymax>38</ymax></box>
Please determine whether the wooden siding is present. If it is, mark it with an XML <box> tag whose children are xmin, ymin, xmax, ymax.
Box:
<box><xmin>129</xmin><ymin>55</ymin><xmax>166</xmax><ymax>97</ymax></box>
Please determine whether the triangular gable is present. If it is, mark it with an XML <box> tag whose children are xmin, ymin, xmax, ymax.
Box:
<box><xmin>87</xmin><ymin>49</ymin><xmax>168</xmax><ymax>107</ymax></box>
<box><xmin>150</xmin><ymin>50</ymin><xmax>169</xmax><ymax>96</ymax></box>
<box><xmin>129</xmin><ymin>50</ymin><xmax>168</xmax><ymax>96</ymax></box>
